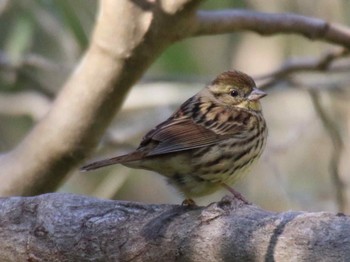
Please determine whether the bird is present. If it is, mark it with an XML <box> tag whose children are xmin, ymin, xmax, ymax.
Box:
<box><xmin>81</xmin><ymin>70</ymin><xmax>267</xmax><ymax>203</ymax></box>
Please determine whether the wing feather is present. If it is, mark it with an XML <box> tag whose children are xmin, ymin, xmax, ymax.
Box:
<box><xmin>140</xmin><ymin>118</ymin><xmax>246</xmax><ymax>156</ymax></box>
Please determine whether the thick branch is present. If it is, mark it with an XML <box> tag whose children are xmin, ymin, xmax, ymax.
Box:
<box><xmin>194</xmin><ymin>10</ymin><xmax>350</xmax><ymax>48</ymax></box>
<box><xmin>0</xmin><ymin>193</ymin><xmax>349</xmax><ymax>261</ymax></box>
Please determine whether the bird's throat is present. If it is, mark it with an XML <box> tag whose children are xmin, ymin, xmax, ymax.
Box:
<box><xmin>236</xmin><ymin>100</ymin><xmax>262</xmax><ymax>111</ymax></box>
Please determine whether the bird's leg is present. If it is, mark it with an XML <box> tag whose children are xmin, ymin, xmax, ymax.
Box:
<box><xmin>221</xmin><ymin>183</ymin><xmax>250</xmax><ymax>204</ymax></box>
<box><xmin>181</xmin><ymin>198</ymin><xmax>197</xmax><ymax>207</ymax></box>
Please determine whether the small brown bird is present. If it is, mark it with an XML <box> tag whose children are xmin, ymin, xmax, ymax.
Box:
<box><xmin>82</xmin><ymin>70</ymin><xmax>267</xmax><ymax>202</ymax></box>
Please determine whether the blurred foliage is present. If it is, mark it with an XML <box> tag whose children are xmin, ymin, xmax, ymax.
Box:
<box><xmin>0</xmin><ymin>0</ymin><xmax>350</xmax><ymax>212</ymax></box>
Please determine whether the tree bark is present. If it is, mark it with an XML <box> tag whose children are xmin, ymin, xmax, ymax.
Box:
<box><xmin>0</xmin><ymin>193</ymin><xmax>349</xmax><ymax>262</ymax></box>
<box><xmin>1</xmin><ymin>0</ymin><xmax>350</xmax><ymax>197</ymax></box>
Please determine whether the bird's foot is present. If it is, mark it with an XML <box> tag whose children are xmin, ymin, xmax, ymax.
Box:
<box><xmin>221</xmin><ymin>183</ymin><xmax>251</xmax><ymax>205</ymax></box>
<box><xmin>181</xmin><ymin>198</ymin><xmax>197</xmax><ymax>207</ymax></box>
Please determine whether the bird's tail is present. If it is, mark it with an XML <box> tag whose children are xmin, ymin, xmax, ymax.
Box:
<box><xmin>80</xmin><ymin>152</ymin><xmax>143</xmax><ymax>171</ymax></box>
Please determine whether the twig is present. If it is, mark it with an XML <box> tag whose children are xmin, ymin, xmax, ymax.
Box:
<box><xmin>309</xmin><ymin>90</ymin><xmax>346</xmax><ymax>212</ymax></box>
<box><xmin>255</xmin><ymin>48</ymin><xmax>350</xmax><ymax>89</ymax></box>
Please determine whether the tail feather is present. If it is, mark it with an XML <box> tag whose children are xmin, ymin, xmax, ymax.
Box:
<box><xmin>80</xmin><ymin>151</ymin><xmax>143</xmax><ymax>171</ymax></box>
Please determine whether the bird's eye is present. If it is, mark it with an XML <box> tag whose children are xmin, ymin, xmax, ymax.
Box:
<box><xmin>230</xmin><ymin>90</ymin><xmax>239</xmax><ymax>97</ymax></box>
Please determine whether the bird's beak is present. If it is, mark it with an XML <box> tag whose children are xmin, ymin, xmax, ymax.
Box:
<box><xmin>248</xmin><ymin>88</ymin><xmax>267</xmax><ymax>101</ymax></box>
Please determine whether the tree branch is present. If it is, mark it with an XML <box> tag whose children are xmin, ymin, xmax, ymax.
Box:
<box><xmin>309</xmin><ymin>90</ymin><xmax>346</xmax><ymax>212</ymax></box>
<box><xmin>0</xmin><ymin>193</ymin><xmax>349</xmax><ymax>261</ymax></box>
<box><xmin>194</xmin><ymin>10</ymin><xmax>350</xmax><ymax>48</ymax></box>
<box><xmin>255</xmin><ymin>48</ymin><xmax>350</xmax><ymax>89</ymax></box>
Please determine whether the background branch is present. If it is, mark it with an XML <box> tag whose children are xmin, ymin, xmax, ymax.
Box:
<box><xmin>0</xmin><ymin>91</ymin><xmax>51</xmax><ymax>121</ymax></box>
<box><xmin>309</xmin><ymin>90</ymin><xmax>346</xmax><ymax>212</ymax></box>
<box><xmin>194</xmin><ymin>10</ymin><xmax>350</xmax><ymax>48</ymax></box>
<box><xmin>0</xmin><ymin>193</ymin><xmax>349</xmax><ymax>261</ymax></box>
<box><xmin>256</xmin><ymin>48</ymin><xmax>350</xmax><ymax>89</ymax></box>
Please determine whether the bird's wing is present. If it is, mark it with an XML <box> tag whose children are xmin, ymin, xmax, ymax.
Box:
<box><xmin>139</xmin><ymin>117</ymin><xmax>247</xmax><ymax>156</ymax></box>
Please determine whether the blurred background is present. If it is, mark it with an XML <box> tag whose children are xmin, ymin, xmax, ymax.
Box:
<box><xmin>1</xmin><ymin>0</ymin><xmax>350</xmax><ymax>212</ymax></box>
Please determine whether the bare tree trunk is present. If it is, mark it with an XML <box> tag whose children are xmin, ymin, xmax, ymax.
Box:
<box><xmin>0</xmin><ymin>193</ymin><xmax>349</xmax><ymax>261</ymax></box>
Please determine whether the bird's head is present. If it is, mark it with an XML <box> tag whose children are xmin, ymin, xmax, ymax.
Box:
<box><xmin>207</xmin><ymin>70</ymin><xmax>266</xmax><ymax>111</ymax></box>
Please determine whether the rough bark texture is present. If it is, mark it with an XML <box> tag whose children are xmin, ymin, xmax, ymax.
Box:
<box><xmin>0</xmin><ymin>193</ymin><xmax>349</xmax><ymax>262</ymax></box>
<box><xmin>1</xmin><ymin>0</ymin><xmax>350</xmax><ymax>196</ymax></box>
